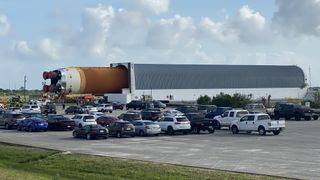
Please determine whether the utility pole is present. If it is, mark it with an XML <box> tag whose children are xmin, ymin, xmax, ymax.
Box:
<box><xmin>24</xmin><ymin>76</ymin><xmax>27</xmax><ymax>102</ymax></box>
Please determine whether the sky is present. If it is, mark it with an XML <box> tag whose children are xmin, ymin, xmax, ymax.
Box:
<box><xmin>0</xmin><ymin>0</ymin><xmax>320</xmax><ymax>89</ymax></box>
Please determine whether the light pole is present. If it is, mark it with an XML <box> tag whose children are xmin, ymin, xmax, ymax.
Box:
<box><xmin>23</xmin><ymin>75</ymin><xmax>27</xmax><ymax>102</ymax></box>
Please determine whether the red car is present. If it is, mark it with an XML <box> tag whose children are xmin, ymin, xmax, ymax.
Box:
<box><xmin>96</xmin><ymin>116</ymin><xmax>121</xmax><ymax>127</ymax></box>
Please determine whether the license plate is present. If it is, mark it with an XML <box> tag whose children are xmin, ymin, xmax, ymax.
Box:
<box><xmin>67</xmin><ymin>125</ymin><xmax>71</xmax><ymax>128</ymax></box>
<box><xmin>126</xmin><ymin>128</ymin><xmax>131</xmax><ymax>130</ymax></box>
<box><xmin>100</xmin><ymin>130</ymin><xmax>104</xmax><ymax>133</ymax></box>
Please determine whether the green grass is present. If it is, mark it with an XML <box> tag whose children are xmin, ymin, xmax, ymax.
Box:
<box><xmin>0</xmin><ymin>143</ymin><xmax>285</xmax><ymax>180</ymax></box>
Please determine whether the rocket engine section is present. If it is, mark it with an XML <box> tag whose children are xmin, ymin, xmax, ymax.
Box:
<box><xmin>43</xmin><ymin>67</ymin><xmax>128</xmax><ymax>95</ymax></box>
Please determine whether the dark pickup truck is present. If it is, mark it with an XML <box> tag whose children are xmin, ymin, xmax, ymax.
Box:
<box><xmin>274</xmin><ymin>103</ymin><xmax>319</xmax><ymax>121</ymax></box>
<box><xmin>186</xmin><ymin>113</ymin><xmax>215</xmax><ymax>134</ymax></box>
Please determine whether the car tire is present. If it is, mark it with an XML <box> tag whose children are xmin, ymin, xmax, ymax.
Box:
<box><xmin>231</xmin><ymin>126</ymin><xmax>239</xmax><ymax>134</ymax></box>
<box><xmin>208</xmin><ymin>129</ymin><xmax>215</xmax><ymax>134</ymax></box>
<box><xmin>139</xmin><ymin>130</ymin><xmax>145</xmax><ymax>137</ymax></box>
<box><xmin>214</xmin><ymin>120</ymin><xmax>221</xmax><ymax>130</ymax></box>
<box><xmin>5</xmin><ymin>123</ymin><xmax>10</xmax><ymax>130</ymax></box>
<box><xmin>273</xmin><ymin>130</ymin><xmax>281</xmax><ymax>135</ymax></box>
<box><xmin>313</xmin><ymin>116</ymin><xmax>319</xmax><ymax>120</ymax></box>
<box><xmin>73</xmin><ymin>131</ymin><xmax>78</xmax><ymax>138</ymax></box>
<box><xmin>167</xmin><ymin>126</ymin><xmax>174</xmax><ymax>135</ymax></box>
<box><xmin>86</xmin><ymin>133</ymin><xmax>91</xmax><ymax>140</ymax></box>
<box><xmin>116</xmin><ymin>131</ymin><xmax>122</xmax><ymax>138</ymax></box>
<box><xmin>109</xmin><ymin>111</ymin><xmax>113</xmax><ymax>113</ymax></box>
<box><xmin>258</xmin><ymin>126</ymin><xmax>266</xmax><ymax>136</ymax></box>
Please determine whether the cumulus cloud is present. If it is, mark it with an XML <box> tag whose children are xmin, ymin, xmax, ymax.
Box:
<box><xmin>39</xmin><ymin>38</ymin><xmax>60</xmax><ymax>60</ymax></box>
<box><xmin>12</xmin><ymin>41</ymin><xmax>33</xmax><ymax>56</ymax></box>
<box><xmin>0</xmin><ymin>15</ymin><xmax>10</xmax><ymax>36</ymax></box>
<box><xmin>134</xmin><ymin>0</ymin><xmax>170</xmax><ymax>15</ymax></box>
<box><xmin>199</xmin><ymin>17</ymin><xmax>236</xmax><ymax>42</ymax></box>
<box><xmin>146</xmin><ymin>15</ymin><xmax>196</xmax><ymax>48</ymax></box>
<box><xmin>273</xmin><ymin>0</ymin><xmax>320</xmax><ymax>36</ymax></box>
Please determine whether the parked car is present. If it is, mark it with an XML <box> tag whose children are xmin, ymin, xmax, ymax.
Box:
<box><xmin>96</xmin><ymin>115</ymin><xmax>120</xmax><ymax>127</ymax></box>
<box><xmin>213</xmin><ymin>110</ymin><xmax>249</xmax><ymax>129</ymax></box>
<box><xmin>21</xmin><ymin>105</ymin><xmax>41</xmax><ymax>113</ymax></box>
<box><xmin>205</xmin><ymin>107</ymin><xmax>233</xmax><ymax>119</ymax></box>
<box><xmin>81</xmin><ymin>105</ymin><xmax>98</xmax><ymax>113</ymax></box>
<box><xmin>118</xmin><ymin>111</ymin><xmax>142</xmax><ymax>121</ymax></box>
<box><xmin>41</xmin><ymin>104</ymin><xmax>57</xmax><ymax>115</ymax></box>
<box><xmin>185</xmin><ymin>113</ymin><xmax>215</xmax><ymax>134</ymax></box>
<box><xmin>111</xmin><ymin>102</ymin><xmax>125</xmax><ymax>110</ymax></box>
<box><xmin>90</xmin><ymin>112</ymin><xmax>105</xmax><ymax>119</ymax></box>
<box><xmin>0</xmin><ymin>107</ymin><xmax>4</xmax><ymax>114</ymax></box>
<box><xmin>47</xmin><ymin>114</ymin><xmax>75</xmax><ymax>130</ymax></box>
<box><xmin>96</xmin><ymin>104</ymin><xmax>113</xmax><ymax>113</ymax></box>
<box><xmin>163</xmin><ymin>110</ymin><xmax>184</xmax><ymax>117</ymax></box>
<box><xmin>108</xmin><ymin>121</ymin><xmax>135</xmax><ymax>138</ymax></box>
<box><xmin>141</xmin><ymin>109</ymin><xmax>163</xmax><ymax>121</ymax></box>
<box><xmin>132</xmin><ymin>120</ymin><xmax>161</xmax><ymax>136</ymax></box>
<box><xmin>245</xmin><ymin>103</ymin><xmax>267</xmax><ymax>113</ymax></box>
<box><xmin>176</xmin><ymin>106</ymin><xmax>198</xmax><ymax>114</ymax></box>
<box><xmin>65</xmin><ymin>106</ymin><xmax>85</xmax><ymax>114</ymax></box>
<box><xmin>230</xmin><ymin>113</ymin><xmax>285</xmax><ymax>136</ymax></box>
<box><xmin>23</xmin><ymin>112</ymin><xmax>46</xmax><ymax>119</ymax></box>
<box><xmin>274</xmin><ymin>103</ymin><xmax>318</xmax><ymax>120</ymax></box>
<box><xmin>152</xmin><ymin>101</ymin><xmax>166</xmax><ymax>109</ymax></box>
<box><xmin>157</xmin><ymin>115</ymin><xmax>191</xmax><ymax>135</ymax></box>
<box><xmin>73</xmin><ymin>124</ymin><xmax>109</xmax><ymax>140</ymax></box>
<box><xmin>0</xmin><ymin>112</ymin><xmax>25</xmax><ymax>129</ymax></box>
<box><xmin>17</xmin><ymin>117</ymin><xmax>48</xmax><ymax>132</ymax></box>
<box><xmin>71</xmin><ymin>114</ymin><xmax>97</xmax><ymax>128</ymax></box>
<box><xmin>126</xmin><ymin>100</ymin><xmax>142</xmax><ymax>110</ymax></box>
<box><xmin>6</xmin><ymin>107</ymin><xmax>21</xmax><ymax>113</ymax></box>
<box><xmin>197</xmin><ymin>105</ymin><xmax>217</xmax><ymax>114</ymax></box>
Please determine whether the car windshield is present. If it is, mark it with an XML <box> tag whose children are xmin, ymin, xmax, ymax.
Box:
<box><xmin>31</xmin><ymin>106</ymin><xmax>38</xmax><ymax>108</ymax></box>
<box><xmin>176</xmin><ymin>117</ymin><xmax>188</xmax><ymax>122</ymax></box>
<box><xmin>144</xmin><ymin>122</ymin><xmax>156</xmax><ymax>125</ymax></box>
<box><xmin>258</xmin><ymin>115</ymin><xmax>270</xmax><ymax>120</ymax></box>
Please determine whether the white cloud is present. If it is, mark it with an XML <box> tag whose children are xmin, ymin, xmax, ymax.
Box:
<box><xmin>12</xmin><ymin>41</ymin><xmax>33</xmax><ymax>56</ymax></box>
<box><xmin>134</xmin><ymin>0</ymin><xmax>170</xmax><ymax>15</ymax></box>
<box><xmin>199</xmin><ymin>17</ymin><xmax>236</xmax><ymax>42</ymax></box>
<box><xmin>39</xmin><ymin>38</ymin><xmax>60</xmax><ymax>60</ymax></box>
<box><xmin>146</xmin><ymin>15</ymin><xmax>196</xmax><ymax>48</ymax></box>
<box><xmin>0</xmin><ymin>15</ymin><xmax>10</xmax><ymax>36</ymax></box>
<box><xmin>273</xmin><ymin>0</ymin><xmax>320</xmax><ymax>36</ymax></box>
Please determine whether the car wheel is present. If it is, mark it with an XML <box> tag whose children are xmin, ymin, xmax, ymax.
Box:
<box><xmin>5</xmin><ymin>123</ymin><xmax>10</xmax><ymax>130</ymax></box>
<box><xmin>116</xmin><ymin>131</ymin><xmax>122</xmax><ymax>138</ymax></box>
<box><xmin>73</xmin><ymin>131</ymin><xmax>78</xmax><ymax>138</ymax></box>
<box><xmin>109</xmin><ymin>111</ymin><xmax>113</xmax><ymax>113</ymax></box>
<box><xmin>208</xmin><ymin>128</ymin><xmax>215</xmax><ymax>134</ymax></box>
<box><xmin>258</xmin><ymin>126</ymin><xmax>266</xmax><ymax>136</ymax></box>
<box><xmin>167</xmin><ymin>126</ymin><xmax>174</xmax><ymax>135</ymax></box>
<box><xmin>86</xmin><ymin>133</ymin><xmax>91</xmax><ymax>140</ymax></box>
<box><xmin>273</xmin><ymin>130</ymin><xmax>281</xmax><ymax>135</ymax></box>
<box><xmin>231</xmin><ymin>126</ymin><xmax>239</xmax><ymax>134</ymax></box>
<box><xmin>314</xmin><ymin>116</ymin><xmax>319</xmax><ymax>120</ymax></box>
<box><xmin>214</xmin><ymin>120</ymin><xmax>221</xmax><ymax>130</ymax></box>
<box><xmin>139</xmin><ymin>130</ymin><xmax>145</xmax><ymax>137</ymax></box>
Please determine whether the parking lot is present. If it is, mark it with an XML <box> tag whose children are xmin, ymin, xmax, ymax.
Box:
<box><xmin>0</xmin><ymin>108</ymin><xmax>319</xmax><ymax>180</ymax></box>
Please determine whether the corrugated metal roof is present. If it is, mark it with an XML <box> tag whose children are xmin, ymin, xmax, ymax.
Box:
<box><xmin>134</xmin><ymin>64</ymin><xmax>305</xmax><ymax>89</ymax></box>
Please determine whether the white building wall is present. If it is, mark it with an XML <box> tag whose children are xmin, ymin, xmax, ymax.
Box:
<box><xmin>132</xmin><ymin>88</ymin><xmax>308</xmax><ymax>101</ymax></box>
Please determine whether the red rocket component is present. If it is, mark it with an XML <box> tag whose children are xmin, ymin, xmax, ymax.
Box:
<box><xmin>43</xmin><ymin>71</ymin><xmax>58</xmax><ymax>80</ymax></box>
<box><xmin>43</xmin><ymin>85</ymin><xmax>50</xmax><ymax>93</ymax></box>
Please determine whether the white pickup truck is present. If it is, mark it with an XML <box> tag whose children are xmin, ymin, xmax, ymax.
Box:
<box><xmin>230</xmin><ymin>113</ymin><xmax>285</xmax><ymax>136</ymax></box>
<box><xmin>214</xmin><ymin>110</ymin><xmax>249</xmax><ymax>129</ymax></box>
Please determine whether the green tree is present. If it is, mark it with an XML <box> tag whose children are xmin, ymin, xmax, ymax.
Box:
<box><xmin>197</xmin><ymin>95</ymin><xmax>212</xmax><ymax>105</ymax></box>
<box><xmin>210</xmin><ymin>92</ymin><xmax>252</xmax><ymax>108</ymax></box>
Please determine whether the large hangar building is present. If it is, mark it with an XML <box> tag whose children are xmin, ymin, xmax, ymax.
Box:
<box><xmin>42</xmin><ymin>62</ymin><xmax>307</xmax><ymax>102</ymax></box>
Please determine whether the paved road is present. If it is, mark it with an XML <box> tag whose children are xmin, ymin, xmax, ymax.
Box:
<box><xmin>0</xmin><ymin>119</ymin><xmax>319</xmax><ymax>180</ymax></box>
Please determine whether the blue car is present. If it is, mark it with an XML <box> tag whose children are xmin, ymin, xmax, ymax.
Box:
<box><xmin>17</xmin><ymin>117</ymin><xmax>48</xmax><ymax>132</ymax></box>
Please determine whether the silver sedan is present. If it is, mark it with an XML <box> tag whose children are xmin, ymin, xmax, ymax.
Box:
<box><xmin>132</xmin><ymin>120</ymin><xmax>161</xmax><ymax>136</ymax></box>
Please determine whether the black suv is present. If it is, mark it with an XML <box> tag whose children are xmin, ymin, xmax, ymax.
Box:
<box><xmin>41</xmin><ymin>104</ymin><xmax>57</xmax><ymax>115</ymax></box>
<box><xmin>274</xmin><ymin>103</ymin><xmax>319</xmax><ymax>121</ymax></box>
<box><xmin>141</xmin><ymin>109</ymin><xmax>163</xmax><ymax>121</ymax></box>
<box><xmin>185</xmin><ymin>112</ymin><xmax>215</xmax><ymax>134</ymax></box>
<box><xmin>108</xmin><ymin>121</ymin><xmax>135</xmax><ymax>138</ymax></box>
<box><xmin>126</xmin><ymin>100</ymin><xmax>142</xmax><ymax>110</ymax></box>
<box><xmin>65</xmin><ymin>106</ymin><xmax>85</xmax><ymax>114</ymax></box>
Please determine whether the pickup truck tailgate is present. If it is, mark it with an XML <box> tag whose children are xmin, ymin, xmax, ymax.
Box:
<box><xmin>270</xmin><ymin>120</ymin><xmax>285</xmax><ymax>128</ymax></box>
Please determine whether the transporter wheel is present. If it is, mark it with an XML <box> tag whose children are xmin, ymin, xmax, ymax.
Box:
<box><xmin>273</xmin><ymin>130</ymin><xmax>281</xmax><ymax>135</ymax></box>
<box><xmin>258</xmin><ymin>126</ymin><xmax>266</xmax><ymax>136</ymax></box>
<box><xmin>167</xmin><ymin>127</ymin><xmax>174</xmax><ymax>135</ymax></box>
<box><xmin>231</xmin><ymin>126</ymin><xmax>239</xmax><ymax>134</ymax></box>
